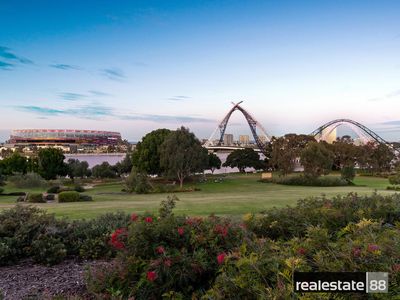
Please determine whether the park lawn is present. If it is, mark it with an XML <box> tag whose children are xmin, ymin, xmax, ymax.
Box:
<box><xmin>0</xmin><ymin>173</ymin><xmax>395</xmax><ymax>219</ymax></box>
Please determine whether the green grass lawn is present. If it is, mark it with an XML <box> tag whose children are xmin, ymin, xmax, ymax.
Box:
<box><xmin>0</xmin><ymin>173</ymin><xmax>396</xmax><ymax>219</ymax></box>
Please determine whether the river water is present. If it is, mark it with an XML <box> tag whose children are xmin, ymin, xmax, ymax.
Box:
<box><xmin>64</xmin><ymin>151</ymin><xmax>262</xmax><ymax>174</ymax></box>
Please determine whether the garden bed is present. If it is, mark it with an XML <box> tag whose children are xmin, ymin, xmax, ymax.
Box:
<box><xmin>0</xmin><ymin>259</ymin><xmax>106</xmax><ymax>299</ymax></box>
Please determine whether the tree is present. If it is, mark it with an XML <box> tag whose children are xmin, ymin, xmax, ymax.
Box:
<box><xmin>300</xmin><ymin>142</ymin><xmax>334</xmax><ymax>178</ymax></box>
<box><xmin>0</xmin><ymin>152</ymin><xmax>28</xmax><ymax>175</ymax></box>
<box><xmin>270</xmin><ymin>134</ymin><xmax>316</xmax><ymax>175</ymax></box>
<box><xmin>329</xmin><ymin>138</ymin><xmax>358</xmax><ymax>170</ymax></box>
<box><xmin>160</xmin><ymin>127</ymin><xmax>208</xmax><ymax>188</ymax></box>
<box><xmin>37</xmin><ymin>148</ymin><xmax>67</xmax><ymax>180</ymax></box>
<box><xmin>132</xmin><ymin>129</ymin><xmax>172</xmax><ymax>175</ymax></box>
<box><xmin>207</xmin><ymin>153</ymin><xmax>221</xmax><ymax>174</ymax></box>
<box><xmin>370</xmin><ymin>143</ymin><xmax>394</xmax><ymax>173</ymax></box>
<box><xmin>66</xmin><ymin>159</ymin><xmax>90</xmax><ymax>180</ymax></box>
<box><xmin>113</xmin><ymin>153</ymin><xmax>133</xmax><ymax>176</ymax></box>
<box><xmin>92</xmin><ymin>162</ymin><xmax>117</xmax><ymax>178</ymax></box>
<box><xmin>223</xmin><ymin>148</ymin><xmax>264</xmax><ymax>173</ymax></box>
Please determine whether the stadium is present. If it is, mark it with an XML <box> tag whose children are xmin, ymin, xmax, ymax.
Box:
<box><xmin>9</xmin><ymin>129</ymin><xmax>122</xmax><ymax>146</ymax></box>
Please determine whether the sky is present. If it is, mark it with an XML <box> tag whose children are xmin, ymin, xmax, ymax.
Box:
<box><xmin>1</xmin><ymin>0</ymin><xmax>400</xmax><ymax>142</ymax></box>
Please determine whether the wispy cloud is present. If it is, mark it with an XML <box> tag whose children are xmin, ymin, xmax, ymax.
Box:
<box><xmin>0</xmin><ymin>61</ymin><xmax>13</xmax><ymax>70</ymax></box>
<box><xmin>0</xmin><ymin>46</ymin><xmax>33</xmax><ymax>70</ymax></box>
<box><xmin>120</xmin><ymin>113</ymin><xmax>213</xmax><ymax>123</ymax></box>
<box><xmin>59</xmin><ymin>92</ymin><xmax>87</xmax><ymax>101</ymax></box>
<box><xmin>50</xmin><ymin>63</ymin><xmax>82</xmax><ymax>70</ymax></box>
<box><xmin>368</xmin><ymin>89</ymin><xmax>400</xmax><ymax>102</ymax></box>
<box><xmin>14</xmin><ymin>104</ymin><xmax>214</xmax><ymax>123</ymax></box>
<box><xmin>101</xmin><ymin>68</ymin><xmax>126</xmax><ymax>81</ymax></box>
<box><xmin>167</xmin><ymin>95</ymin><xmax>191</xmax><ymax>101</ymax></box>
<box><xmin>88</xmin><ymin>90</ymin><xmax>111</xmax><ymax>97</ymax></box>
<box><xmin>15</xmin><ymin>105</ymin><xmax>113</xmax><ymax>120</ymax></box>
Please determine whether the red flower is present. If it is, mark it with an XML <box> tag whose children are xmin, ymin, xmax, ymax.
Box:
<box><xmin>217</xmin><ymin>252</ymin><xmax>226</xmax><ymax>265</ymax></box>
<box><xmin>145</xmin><ymin>217</ymin><xmax>153</xmax><ymax>223</ymax></box>
<box><xmin>147</xmin><ymin>271</ymin><xmax>157</xmax><ymax>282</ymax></box>
<box><xmin>214</xmin><ymin>224</ymin><xmax>228</xmax><ymax>238</ymax></box>
<box><xmin>177</xmin><ymin>227</ymin><xmax>184</xmax><ymax>236</ymax></box>
<box><xmin>130</xmin><ymin>213</ymin><xmax>138</xmax><ymax>221</ymax></box>
<box><xmin>367</xmin><ymin>244</ymin><xmax>380</xmax><ymax>252</ymax></box>
<box><xmin>164</xmin><ymin>259</ymin><xmax>172</xmax><ymax>267</ymax></box>
<box><xmin>110</xmin><ymin>228</ymin><xmax>127</xmax><ymax>250</ymax></box>
<box><xmin>392</xmin><ymin>264</ymin><xmax>400</xmax><ymax>273</ymax></box>
<box><xmin>352</xmin><ymin>247</ymin><xmax>361</xmax><ymax>257</ymax></box>
<box><xmin>297</xmin><ymin>247</ymin><xmax>307</xmax><ymax>255</ymax></box>
<box><xmin>156</xmin><ymin>246</ymin><xmax>165</xmax><ymax>254</ymax></box>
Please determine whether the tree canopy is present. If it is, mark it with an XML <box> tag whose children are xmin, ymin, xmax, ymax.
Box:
<box><xmin>37</xmin><ymin>148</ymin><xmax>67</xmax><ymax>180</ymax></box>
<box><xmin>160</xmin><ymin>127</ymin><xmax>208</xmax><ymax>188</ymax></box>
<box><xmin>300</xmin><ymin>142</ymin><xmax>334</xmax><ymax>178</ymax></box>
<box><xmin>132</xmin><ymin>129</ymin><xmax>172</xmax><ymax>175</ymax></box>
<box><xmin>207</xmin><ymin>153</ymin><xmax>222</xmax><ymax>174</ymax></box>
<box><xmin>223</xmin><ymin>148</ymin><xmax>264</xmax><ymax>173</ymax></box>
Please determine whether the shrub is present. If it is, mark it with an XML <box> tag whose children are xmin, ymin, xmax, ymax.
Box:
<box><xmin>44</xmin><ymin>194</ymin><xmax>55</xmax><ymax>201</ymax></box>
<box><xmin>27</xmin><ymin>193</ymin><xmax>45</xmax><ymax>203</ymax></box>
<box><xmin>58</xmin><ymin>191</ymin><xmax>80</xmax><ymax>203</ymax></box>
<box><xmin>8</xmin><ymin>172</ymin><xmax>47</xmax><ymax>188</ymax></box>
<box><xmin>0</xmin><ymin>206</ymin><xmax>65</xmax><ymax>265</ymax></box>
<box><xmin>74</xmin><ymin>184</ymin><xmax>85</xmax><ymax>192</ymax></box>
<box><xmin>47</xmin><ymin>185</ymin><xmax>62</xmax><ymax>193</ymax></box>
<box><xmin>244</xmin><ymin>193</ymin><xmax>400</xmax><ymax>240</ymax></box>
<box><xmin>273</xmin><ymin>175</ymin><xmax>349</xmax><ymax>186</ymax></box>
<box><xmin>0</xmin><ymin>187</ymin><xmax>3</xmax><ymax>194</ymax></box>
<box><xmin>341</xmin><ymin>165</ymin><xmax>356</xmax><ymax>182</ymax></box>
<box><xmin>0</xmin><ymin>206</ymin><xmax>131</xmax><ymax>265</ymax></box>
<box><xmin>125</xmin><ymin>169</ymin><xmax>152</xmax><ymax>194</ymax></box>
<box><xmin>31</xmin><ymin>234</ymin><xmax>67</xmax><ymax>265</ymax></box>
<box><xmin>86</xmin><ymin>197</ymin><xmax>248</xmax><ymax>299</ymax></box>
<box><xmin>79</xmin><ymin>194</ymin><xmax>93</xmax><ymax>201</ymax></box>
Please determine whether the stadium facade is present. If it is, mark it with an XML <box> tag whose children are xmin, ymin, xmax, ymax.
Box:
<box><xmin>9</xmin><ymin>129</ymin><xmax>122</xmax><ymax>146</ymax></box>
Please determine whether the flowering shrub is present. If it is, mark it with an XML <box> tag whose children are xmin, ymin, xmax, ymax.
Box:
<box><xmin>86</xmin><ymin>198</ymin><xmax>248</xmax><ymax>299</ymax></box>
<box><xmin>244</xmin><ymin>192</ymin><xmax>400</xmax><ymax>239</ymax></box>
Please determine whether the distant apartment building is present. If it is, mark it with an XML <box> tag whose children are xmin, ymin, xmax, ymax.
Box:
<box><xmin>223</xmin><ymin>134</ymin><xmax>234</xmax><ymax>146</ymax></box>
<box><xmin>239</xmin><ymin>135</ymin><xmax>250</xmax><ymax>145</ymax></box>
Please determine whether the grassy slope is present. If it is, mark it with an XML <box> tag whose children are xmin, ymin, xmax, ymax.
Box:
<box><xmin>0</xmin><ymin>174</ymin><xmax>395</xmax><ymax>219</ymax></box>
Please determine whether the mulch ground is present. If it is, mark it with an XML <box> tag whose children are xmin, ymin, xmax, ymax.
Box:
<box><xmin>0</xmin><ymin>259</ymin><xmax>104</xmax><ymax>300</ymax></box>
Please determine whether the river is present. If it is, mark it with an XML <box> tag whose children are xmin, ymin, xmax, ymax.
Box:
<box><xmin>64</xmin><ymin>151</ymin><xmax>263</xmax><ymax>174</ymax></box>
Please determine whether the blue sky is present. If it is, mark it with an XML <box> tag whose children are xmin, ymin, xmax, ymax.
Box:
<box><xmin>1</xmin><ymin>0</ymin><xmax>400</xmax><ymax>142</ymax></box>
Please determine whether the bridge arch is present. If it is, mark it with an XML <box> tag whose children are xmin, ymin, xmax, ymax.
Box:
<box><xmin>205</xmin><ymin>102</ymin><xmax>271</xmax><ymax>154</ymax></box>
<box><xmin>311</xmin><ymin>118</ymin><xmax>397</xmax><ymax>151</ymax></box>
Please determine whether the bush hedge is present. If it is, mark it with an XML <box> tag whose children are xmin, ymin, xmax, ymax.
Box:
<box><xmin>58</xmin><ymin>191</ymin><xmax>80</xmax><ymax>202</ymax></box>
<box><xmin>84</xmin><ymin>193</ymin><xmax>400</xmax><ymax>299</ymax></box>
<box><xmin>27</xmin><ymin>193</ymin><xmax>45</xmax><ymax>203</ymax></box>
<box><xmin>272</xmin><ymin>175</ymin><xmax>350</xmax><ymax>186</ymax></box>
<box><xmin>0</xmin><ymin>206</ymin><xmax>130</xmax><ymax>266</ymax></box>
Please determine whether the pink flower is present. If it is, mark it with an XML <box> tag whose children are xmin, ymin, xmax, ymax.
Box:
<box><xmin>217</xmin><ymin>252</ymin><xmax>226</xmax><ymax>265</ymax></box>
<box><xmin>297</xmin><ymin>247</ymin><xmax>307</xmax><ymax>255</ymax></box>
<box><xmin>156</xmin><ymin>246</ymin><xmax>165</xmax><ymax>254</ymax></box>
<box><xmin>352</xmin><ymin>247</ymin><xmax>361</xmax><ymax>257</ymax></box>
<box><xmin>177</xmin><ymin>227</ymin><xmax>184</xmax><ymax>236</ymax></box>
<box><xmin>145</xmin><ymin>217</ymin><xmax>153</xmax><ymax>223</ymax></box>
<box><xmin>147</xmin><ymin>271</ymin><xmax>157</xmax><ymax>282</ymax></box>
<box><xmin>367</xmin><ymin>244</ymin><xmax>380</xmax><ymax>252</ymax></box>
<box><xmin>130</xmin><ymin>213</ymin><xmax>138</xmax><ymax>221</ymax></box>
